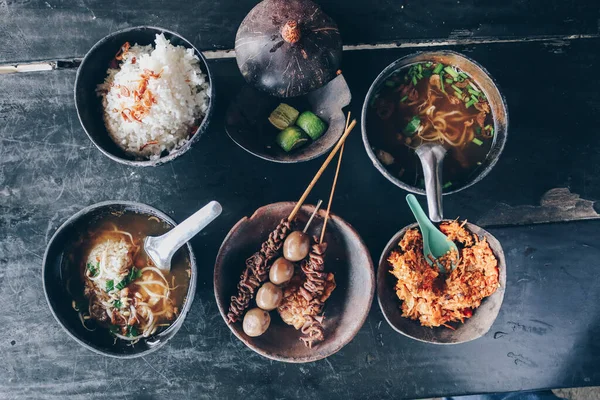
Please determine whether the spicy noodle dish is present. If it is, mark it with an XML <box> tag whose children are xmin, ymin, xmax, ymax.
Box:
<box><xmin>367</xmin><ymin>61</ymin><xmax>495</xmax><ymax>190</ymax></box>
<box><xmin>66</xmin><ymin>211</ymin><xmax>191</xmax><ymax>343</ymax></box>
<box><xmin>96</xmin><ymin>33</ymin><xmax>210</xmax><ymax>160</ymax></box>
<box><xmin>388</xmin><ymin>221</ymin><xmax>499</xmax><ymax>328</ymax></box>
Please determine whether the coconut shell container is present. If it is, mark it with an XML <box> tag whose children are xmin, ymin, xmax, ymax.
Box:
<box><xmin>225</xmin><ymin>0</ymin><xmax>351</xmax><ymax>163</ymax></box>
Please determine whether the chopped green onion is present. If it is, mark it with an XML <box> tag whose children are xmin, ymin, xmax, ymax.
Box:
<box><xmin>385</xmin><ymin>80</ymin><xmax>396</xmax><ymax>87</ymax></box>
<box><xmin>444</xmin><ymin>66</ymin><xmax>459</xmax><ymax>79</ymax></box>
<box><xmin>417</xmin><ymin>64</ymin><xmax>423</xmax><ymax>73</ymax></box>
<box><xmin>459</xmin><ymin>72</ymin><xmax>469</xmax><ymax>79</ymax></box>
<box><xmin>485</xmin><ymin>125</ymin><xmax>495</xmax><ymax>136</ymax></box>
<box><xmin>425</xmin><ymin>61</ymin><xmax>433</xmax><ymax>68</ymax></box>
<box><xmin>422</xmin><ymin>69</ymin><xmax>432</xmax><ymax>78</ymax></box>
<box><xmin>417</xmin><ymin>73</ymin><xmax>423</xmax><ymax>80</ymax></box>
<box><xmin>465</xmin><ymin>99</ymin><xmax>477</xmax><ymax>108</ymax></box>
<box><xmin>403</xmin><ymin>116</ymin><xmax>421</xmax><ymax>137</ymax></box>
<box><xmin>113</xmin><ymin>299</ymin><xmax>122</xmax><ymax>309</ymax></box>
<box><xmin>106</xmin><ymin>280</ymin><xmax>114</xmax><ymax>292</ymax></box>
<box><xmin>464</xmin><ymin>96</ymin><xmax>471</xmax><ymax>102</ymax></box>
<box><xmin>86</xmin><ymin>262</ymin><xmax>99</xmax><ymax>277</ymax></box>
<box><xmin>451</xmin><ymin>84</ymin><xmax>463</xmax><ymax>94</ymax></box>
<box><xmin>472</xmin><ymin>138</ymin><xmax>483</xmax><ymax>146</ymax></box>
<box><xmin>440</xmin><ymin>77</ymin><xmax>445</xmax><ymax>93</ymax></box>
<box><xmin>468</xmin><ymin>88</ymin><xmax>480</xmax><ymax>96</ymax></box>
<box><xmin>400</xmin><ymin>95</ymin><xmax>409</xmax><ymax>103</ymax></box>
<box><xmin>475</xmin><ymin>126</ymin><xmax>482</xmax><ymax>135</ymax></box>
<box><xmin>443</xmin><ymin>182</ymin><xmax>453</xmax><ymax>189</ymax></box>
<box><xmin>468</xmin><ymin>82</ymin><xmax>479</xmax><ymax>92</ymax></box>
<box><xmin>433</xmin><ymin>63</ymin><xmax>444</xmax><ymax>74</ymax></box>
<box><xmin>445</xmin><ymin>78</ymin><xmax>453</xmax><ymax>84</ymax></box>
<box><xmin>127</xmin><ymin>325</ymin><xmax>139</xmax><ymax>337</ymax></box>
<box><xmin>411</xmin><ymin>76</ymin><xmax>417</xmax><ymax>86</ymax></box>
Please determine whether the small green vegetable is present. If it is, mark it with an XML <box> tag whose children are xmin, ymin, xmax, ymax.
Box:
<box><xmin>268</xmin><ymin>103</ymin><xmax>300</xmax><ymax>130</ymax></box>
<box><xmin>276</xmin><ymin>126</ymin><xmax>309</xmax><ymax>152</ymax></box>
<box><xmin>296</xmin><ymin>111</ymin><xmax>327</xmax><ymax>140</ymax></box>
<box><xmin>417</xmin><ymin>64</ymin><xmax>423</xmax><ymax>73</ymax></box>
<box><xmin>468</xmin><ymin>82</ymin><xmax>479</xmax><ymax>92</ymax></box>
<box><xmin>422</xmin><ymin>69</ymin><xmax>433</xmax><ymax>78</ymax></box>
<box><xmin>400</xmin><ymin>95</ymin><xmax>409</xmax><ymax>103</ymax></box>
<box><xmin>113</xmin><ymin>299</ymin><xmax>122</xmax><ymax>309</ymax></box>
<box><xmin>411</xmin><ymin>76</ymin><xmax>418</xmax><ymax>86</ymax></box>
<box><xmin>475</xmin><ymin>126</ymin><xmax>482</xmax><ymax>135</ymax></box>
<box><xmin>86</xmin><ymin>262</ymin><xmax>99</xmax><ymax>277</ymax></box>
<box><xmin>116</xmin><ymin>267</ymin><xmax>142</xmax><ymax>291</ymax></box>
<box><xmin>425</xmin><ymin>61</ymin><xmax>433</xmax><ymax>68</ymax></box>
<box><xmin>444</xmin><ymin>66</ymin><xmax>459</xmax><ymax>79</ymax></box>
<box><xmin>451</xmin><ymin>84</ymin><xmax>463</xmax><ymax>94</ymax></box>
<box><xmin>106</xmin><ymin>280</ymin><xmax>114</xmax><ymax>292</ymax></box>
<box><xmin>445</xmin><ymin>78</ymin><xmax>453</xmax><ymax>84</ymax></box>
<box><xmin>465</xmin><ymin>99</ymin><xmax>477</xmax><ymax>108</ymax></box>
<box><xmin>443</xmin><ymin>182</ymin><xmax>453</xmax><ymax>189</ymax></box>
<box><xmin>433</xmin><ymin>63</ymin><xmax>444</xmax><ymax>74</ymax></box>
<box><xmin>468</xmin><ymin>88</ymin><xmax>480</xmax><ymax>96</ymax></box>
<box><xmin>459</xmin><ymin>72</ymin><xmax>469</xmax><ymax>79</ymax></box>
<box><xmin>127</xmin><ymin>325</ymin><xmax>139</xmax><ymax>337</ymax></box>
<box><xmin>109</xmin><ymin>325</ymin><xmax>119</xmax><ymax>335</ymax></box>
<box><xmin>403</xmin><ymin>116</ymin><xmax>421</xmax><ymax>137</ymax></box>
<box><xmin>472</xmin><ymin>138</ymin><xmax>483</xmax><ymax>146</ymax></box>
<box><xmin>485</xmin><ymin>125</ymin><xmax>495</xmax><ymax>136</ymax></box>
<box><xmin>440</xmin><ymin>76</ymin><xmax>445</xmax><ymax>93</ymax></box>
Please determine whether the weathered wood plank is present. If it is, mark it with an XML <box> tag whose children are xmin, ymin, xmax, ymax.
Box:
<box><xmin>0</xmin><ymin>0</ymin><xmax>598</xmax><ymax>63</ymax></box>
<box><xmin>1</xmin><ymin>39</ymin><xmax>600</xmax><ymax>399</ymax></box>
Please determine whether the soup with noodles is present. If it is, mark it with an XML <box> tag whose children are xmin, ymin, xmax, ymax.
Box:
<box><xmin>367</xmin><ymin>61</ymin><xmax>495</xmax><ymax>190</ymax></box>
<box><xmin>66</xmin><ymin>212</ymin><xmax>191</xmax><ymax>343</ymax></box>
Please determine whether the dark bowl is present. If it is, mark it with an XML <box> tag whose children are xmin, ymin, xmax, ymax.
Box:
<box><xmin>42</xmin><ymin>201</ymin><xmax>197</xmax><ymax>358</ymax></box>
<box><xmin>214</xmin><ymin>202</ymin><xmax>374</xmax><ymax>362</ymax></box>
<box><xmin>74</xmin><ymin>26</ymin><xmax>215</xmax><ymax>167</ymax></box>
<box><xmin>225</xmin><ymin>75</ymin><xmax>351</xmax><ymax>163</ymax></box>
<box><xmin>361</xmin><ymin>50</ymin><xmax>508</xmax><ymax>195</ymax></box>
<box><xmin>377</xmin><ymin>221</ymin><xmax>506</xmax><ymax>344</ymax></box>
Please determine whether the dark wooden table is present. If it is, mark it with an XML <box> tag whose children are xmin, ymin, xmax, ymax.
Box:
<box><xmin>1</xmin><ymin>1</ymin><xmax>600</xmax><ymax>399</ymax></box>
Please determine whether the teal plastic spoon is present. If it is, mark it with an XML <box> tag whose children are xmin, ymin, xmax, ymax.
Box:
<box><xmin>406</xmin><ymin>194</ymin><xmax>458</xmax><ymax>272</ymax></box>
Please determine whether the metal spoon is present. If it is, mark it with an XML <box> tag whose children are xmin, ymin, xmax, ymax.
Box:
<box><xmin>144</xmin><ymin>201</ymin><xmax>222</xmax><ymax>271</ymax></box>
<box><xmin>406</xmin><ymin>194</ymin><xmax>458</xmax><ymax>272</ymax></box>
<box><xmin>415</xmin><ymin>143</ymin><xmax>447</xmax><ymax>222</ymax></box>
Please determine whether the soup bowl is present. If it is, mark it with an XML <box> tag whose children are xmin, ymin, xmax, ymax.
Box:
<box><xmin>75</xmin><ymin>26</ymin><xmax>215</xmax><ymax>167</ymax></box>
<box><xmin>42</xmin><ymin>201</ymin><xmax>197</xmax><ymax>358</ymax></box>
<box><xmin>214</xmin><ymin>202</ymin><xmax>374</xmax><ymax>362</ymax></box>
<box><xmin>361</xmin><ymin>51</ymin><xmax>508</xmax><ymax>199</ymax></box>
<box><xmin>377</xmin><ymin>221</ymin><xmax>506</xmax><ymax>344</ymax></box>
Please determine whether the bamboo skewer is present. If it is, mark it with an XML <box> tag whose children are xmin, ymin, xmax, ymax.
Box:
<box><xmin>288</xmin><ymin>116</ymin><xmax>356</xmax><ymax>221</ymax></box>
<box><xmin>319</xmin><ymin>112</ymin><xmax>351</xmax><ymax>244</ymax></box>
<box><xmin>303</xmin><ymin>200</ymin><xmax>323</xmax><ymax>233</ymax></box>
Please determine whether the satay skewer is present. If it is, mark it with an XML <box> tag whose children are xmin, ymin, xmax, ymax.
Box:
<box><xmin>288</xmin><ymin>117</ymin><xmax>356</xmax><ymax>221</ymax></box>
<box><xmin>319</xmin><ymin>112</ymin><xmax>350</xmax><ymax>244</ymax></box>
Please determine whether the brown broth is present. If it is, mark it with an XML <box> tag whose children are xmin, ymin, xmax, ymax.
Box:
<box><xmin>366</xmin><ymin>62</ymin><xmax>495</xmax><ymax>190</ymax></box>
<box><xmin>65</xmin><ymin>211</ymin><xmax>191</xmax><ymax>336</ymax></box>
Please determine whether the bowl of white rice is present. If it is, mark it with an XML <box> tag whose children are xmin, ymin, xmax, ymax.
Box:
<box><xmin>75</xmin><ymin>26</ymin><xmax>214</xmax><ymax>166</ymax></box>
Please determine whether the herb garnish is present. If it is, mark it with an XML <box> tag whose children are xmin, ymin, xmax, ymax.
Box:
<box><xmin>116</xmin><ymin>267</ymin><xmax>142</xmax><ymax>291</ymax></box>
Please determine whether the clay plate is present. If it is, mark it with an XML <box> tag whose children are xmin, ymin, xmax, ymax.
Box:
<box><xmin>214</xmin><ymin>202</ymin><xmax>374</xmax><ymax>362</ymax></box>
<box><xmin>377</xmin><ymin>221</ymin><xmax>506</xmax><ymax>344</ymax></box>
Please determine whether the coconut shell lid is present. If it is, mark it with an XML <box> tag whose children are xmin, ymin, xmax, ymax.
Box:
<box><xmin>235</xmin><ymin>0</ymin><xmax>343</xmax><ymax>98</ymax></box>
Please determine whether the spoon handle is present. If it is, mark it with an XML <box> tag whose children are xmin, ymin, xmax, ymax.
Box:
<box><xmin>150</xmin><ymin>201</ymin><xmax>222</xmax><ymax>264</ymax></box>
<box><xmin>406</xmin><ymin>194</ymin><xmax>435</xmax><ymax>231</ymax></box>
<box><xmin>416</xmin><ymin>144</ymin><xmax>446</xmax><ymax>222</ymax></box>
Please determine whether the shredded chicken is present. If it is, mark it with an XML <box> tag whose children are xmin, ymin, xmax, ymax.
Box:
<box><xmin>388</xmin><ymin>221</ymin><xmax>499</xmax><ymax>328</ymax></box>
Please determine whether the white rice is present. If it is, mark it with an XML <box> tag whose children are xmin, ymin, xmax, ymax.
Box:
<box><xmin>97</xmin><ymin>34</ymin><xmax>210</xmax><ymax>160</ymax></box>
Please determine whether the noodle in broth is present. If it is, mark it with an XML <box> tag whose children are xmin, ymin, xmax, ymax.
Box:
<box><xmin>368</xmin><ymin>62</ymin><xmax>495</xmax><ymax>190</ymax></box>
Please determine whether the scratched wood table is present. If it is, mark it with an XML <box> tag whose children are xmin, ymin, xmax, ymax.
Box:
<box><xmin>1</xmin><ymin>1</ymin><xmax>600</xmax><ymax>399</ymax></box>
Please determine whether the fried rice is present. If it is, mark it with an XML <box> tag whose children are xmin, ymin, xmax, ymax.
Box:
<box><xmin>388</xmin><ymin>221</ymin><xmax>499</xmax><ymax>328</ymax></box>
